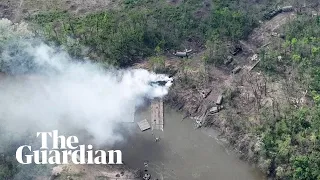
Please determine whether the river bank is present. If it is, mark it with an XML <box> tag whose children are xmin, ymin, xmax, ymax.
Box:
<box><xmin>115</xmin><ymin>106</ymin><xmax>265</xmax><ymax>180</ymax></box>
<box><xmin>156</xmin><ymin>11</ymin><xmax>300</xmax><ymax>178</ymax></box>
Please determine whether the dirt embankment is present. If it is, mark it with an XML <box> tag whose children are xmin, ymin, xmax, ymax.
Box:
<box><xmin>161</xmin><ymin>10</ymin><xmax>303</xmax><ymax>169</ymax></box>
<box><xmin>49</xmin><ymin>163</ymin><xmax>140</xmax><ymax>180</ymax></box>
<box><xmin>166</xmin><ymin>11</ymin><xmax>296</xmax><ymax>113</ymax></box>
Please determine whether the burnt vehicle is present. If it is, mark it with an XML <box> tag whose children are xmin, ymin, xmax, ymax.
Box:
<box><xmin>149</xmin><ymin>77</ymin><xmax>173</xmax><ymax>87</ymax></box>
<box><xmin>173</xmin><ymin>49</ymin><xmax>192</xmax><ymax>58</ymax></box>
<box><xmin>264</xmin><ymin>8</ymin><xmax>282</xmax><ymax>20</ymax></box>
<box><xmin>229</xmin><ymin>44</ymin><xmax>242</xmax><ymax>56</ymax></box>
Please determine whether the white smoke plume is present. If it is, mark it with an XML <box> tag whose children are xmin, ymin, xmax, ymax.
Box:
<box><xmin>0</xmin><ymin>40</ymin><xmax>173</xmax><ymax>146</ymax></box>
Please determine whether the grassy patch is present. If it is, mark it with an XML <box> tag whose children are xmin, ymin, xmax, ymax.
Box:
<box><xmin>256</xmin><ymin>15</ymin><xmax>320</xmax><ymax>179</ymax></box>
<box><xmin>27</xmin><ymin>0</ymin><xmax>259</xmax><ymax>67</ymax></box>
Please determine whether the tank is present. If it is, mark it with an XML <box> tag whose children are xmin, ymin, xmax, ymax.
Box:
<box><xmin>264</xmin><ymin>9</ymin><xmax>282</xmax><ymax>20</ymax></box>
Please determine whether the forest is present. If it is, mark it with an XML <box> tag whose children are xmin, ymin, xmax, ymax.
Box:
<box><xmin>257</xmin><ymin>15</ymin><xmax>320</xmax><ymax>179</ymax></box>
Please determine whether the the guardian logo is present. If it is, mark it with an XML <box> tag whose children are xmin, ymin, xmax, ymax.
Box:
<box><xmin>15</xmin><ymin>130</ymin><xmax>122</xmax><ymax>165</ymax></box>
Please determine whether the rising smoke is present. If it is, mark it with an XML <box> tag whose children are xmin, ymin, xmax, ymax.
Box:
<box><xmin>0</xmin><ymin>39</ymin><xmax>173</xmax><ymax>146</ymax></box>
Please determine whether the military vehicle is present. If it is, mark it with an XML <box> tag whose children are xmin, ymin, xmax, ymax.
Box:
<box><xmin>173</xmin><ymin>49</ymin><xmax>192</xmax><ymax>58</ymax></box>
<box><xmin>229</xmin><ymin>44</ymin><xmax>242</xmax><ymax>56</ymax></box>
<box><xmin>264</xmin><ymin>6</ymin><xmax>293</xmax><ymax>20</ymax></box>
<box><xmin>149</xmin><ymin>77</ymin><xmax>173</xmax><ymax>87</ymax></box>
<box><xmin>264</xmin><ymin>8</ymin><xmax>282</xmax><ymax>20</ymax></box>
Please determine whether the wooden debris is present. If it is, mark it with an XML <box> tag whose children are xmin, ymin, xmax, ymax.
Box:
<box><xmin>281</xmin><ymin>6</ymin><xmax>293</xmax><ymax>12</ymax></box>
<box><xmin>137</xmin><ymin>119</ymin><xmax>151</xmax><ymax>131</ymax></box>
<box><xmin>198</xmin><ymin>88</ymin><xmax>212</xmax><ymax>99</ymax></box>
<box><xmin>261</xmin><ymin>42</ymin><xmax>270</xmax><ymax>48</ymax></box>
<box><xmin>249</xmin><ymin>60</ymin><xmax>260</xmax><ymax>72</ymax></box>
<box><xmin>209</xmin><ymin>106</ymin><xmax>219</xmax><ymax>113</ymax></box>
<box><xmin>151</xmin><ymin>98</ymin><xmax>164</xmax><ymax>131</ymax></box>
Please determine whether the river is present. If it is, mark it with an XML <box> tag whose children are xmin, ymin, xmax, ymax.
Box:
<box><xmin>115</xmin><ymin>106</ymin><xmax>265</xmax><ymax>180</ymax></box>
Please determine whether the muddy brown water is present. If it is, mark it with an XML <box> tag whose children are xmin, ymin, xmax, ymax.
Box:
<box><xmin>115</xmin><ymin>107</ymin><xmax>265</xmax><ymax>180</ymax></box>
